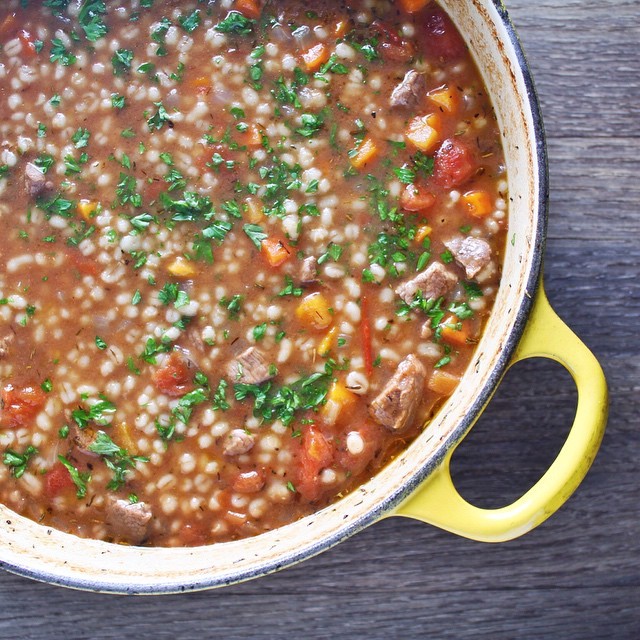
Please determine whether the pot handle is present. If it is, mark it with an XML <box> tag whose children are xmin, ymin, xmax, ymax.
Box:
<box><xmin>392</xmin><ymin>284</ymin><xmax>608</xmax><ymax>542</ymax></box>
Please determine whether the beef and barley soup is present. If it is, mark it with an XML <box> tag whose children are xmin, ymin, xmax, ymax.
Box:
<box><xmin>0</xmin><ymin>0</ymin><xmax>507</xmax><ymax>546</ymax></box>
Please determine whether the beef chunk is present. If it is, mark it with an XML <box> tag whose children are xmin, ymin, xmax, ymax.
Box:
<box><xmin>0</xmin><ymin>333</ymin><xmax>14</xmax><ymax>359</ymax></box>
<box><xmin>369</xmin><ymin>355</ymin><xmax>426</xmax><ymax>432</ymax></box>
<box><xmin>396</xmin><ymin>262</ymin><xmax>457</xmax><ymax>305</ymax></box>
<box><xmin>389</xmin><ymin>70</ymin><xmax>426</xmax><ymax>109</ymax></box>
<box><xmin>24</xmin><ymin>162</ymin><xmax>51</xmax><ymax>199</ymax></box>
<box><xmin>444</xmin><ymin>236</ymin><xmax>492</xmax><ymax>279</ymax></box>
<box><xmin>105</xmin><ymin>498</ymin><xmax>153</xmax><ymax>545</ymax></box>
<box><xmin>300</xmin><ymin>256</ymin><xmax>318</xmax><ymax>285</ymax></box>
<box><xmin>223</xmin><ymin>429</ymin><xmax>255</xmax><ymax>456</ymax></box>
<box><xmin>226</xmin><ymin>347</ymin><xmax>274</xmax><ymax>385</ymax></box>
<box><xmin>186</xmin><ymin>326</ymin><xmax>205</xmax><ymax>353</ymax></box>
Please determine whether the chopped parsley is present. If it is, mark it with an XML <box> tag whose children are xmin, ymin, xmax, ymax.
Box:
<box><xmin>88</xmin><ymin>431</ymin><xmax>149</xmax><ymax>490</ymax></box>
<box><xmin>112</xmin><ymin>48</ymin><xmax>134</xmax><ymax>75</ymax></box>
<box><xmin>72</xmin><ymin>127</ymin><xmax>91</xmax><ymax>148</ymax></box>
<box><xmin>147</xmin><ymin>101</ymin><xmax>172</xmax><ymax>131</ymax></box>
<box><xmin>178</xmin><ymin>9</ymin><xmax>201</xmax><ymax>33</ymax></box>
<box><xmin>50</xmin><ymin>38</ymin><xmax>76</xmax><ymax>66</ymax></box>
<box><xmin>219</xmin><ymin>294</ymin><xmax>243</xmax><ymax>319</ymax></box>
<box><xmin>78</xmin><ymin>0</ymin><xmax>109</xmax><ymax>42</ymax></box>
<box><xmin>215</xmin><ymin>11</ymin><xmax>255</xmax><ymax>35</ymax></box>
<box><xmin>3</xmin><ymin>445</ymin><xmax>38</xmax><ymax>479</ymax></box>
<box><xmin>57</xmin><ymin>455</ymin><xmax>91</xmax><ymax>498</ymax></box>
<box><xmin>71</xmin><ymin>396</ymin><xmax>116</xmax><ymax>429</ymax></box>
<box><xmin>234</xmin><ymin>372</ymin><xmax>330</xmax><ymax>427</ymax></box>
<box><xmin>243</xmin><ymin>223</ymin><xmax>268</xmax><ymax>249</ymax></box>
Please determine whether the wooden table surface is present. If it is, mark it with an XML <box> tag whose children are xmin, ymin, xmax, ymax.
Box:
<box><xmin>1</xmin><ymin>1</ymin><xmax>638</xmax><ymax>638</ymax></box>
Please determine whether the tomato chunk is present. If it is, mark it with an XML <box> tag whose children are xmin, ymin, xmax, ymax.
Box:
<box><xmin>151</xmin><ymin>351</ymin><xmax>194</xmax><ymax>397</ymax></box>
<box><xmin>18</xmin><ymin>30</ymin><xmax>37</xmax><ymax>56</ymax></box>
<box><xmin>296</xmin><ymin>426</ymin><xmax>334</xmax><ymax>501</ymax></box>
<box><xmin>337</xmin><ymin>422</ymin><xmax>382</xmax><ymax>477</ymax></box>
<box><xmin>372</xmin><ymin>20</ymin><xmax>416</xmax><ymax>62</ymax></box>
<box><xmin>180</xmin><ymin>523</ymin><xmax>209</xmax><ymax>546</ymax></box>
<box><xmin>423</xmin><ymin>6</ymin><xmax>467</xmax><ymax>59</ymax></box>
<box><xmin>67</xmin><ymin>248</ymin><xmax>100</xmax><ymax>277</ymax></box>
<box><xmin>45</xmin><ymin>462</ymin><xmax>76</xmax><ymax>497</ymax></box>
<box><xmin>1</xmin><ymin>384</ymin><xmax>46</xmax><ymax>429</ymax></box>
<box><xmin>433</xmin><ymin>139</ymin><xmax>477</xmax><ymax>188</ymax></box>
<box><xmin>400</xmin><ymin>183</ymin><xmax>436</xmax><ymax>212</ymax></box>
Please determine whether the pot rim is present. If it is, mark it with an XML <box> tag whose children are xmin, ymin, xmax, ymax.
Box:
<box><xmin>0</xmin><ymin>0</ymin><xmax>549</xmax><ymax>594</ymax></box>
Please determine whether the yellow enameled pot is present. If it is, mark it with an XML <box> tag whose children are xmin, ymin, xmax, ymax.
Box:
<box><xmin>0</xmin><ymin>0</ymin><xmax>607</xmax><ymax>592</ymax></box>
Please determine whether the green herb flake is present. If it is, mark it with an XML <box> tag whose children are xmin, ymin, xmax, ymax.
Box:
<box><xmin>3</xmin><ymin>446</ymin><xmax>38</xmax><ymax>479</ymax></box>
<box><xmin>178</xmin><ymin>9</ymin><xmax>201</xmax><ymax>33</ymax></box>
<box><xmin>112</xmin><ymin>48</ymin><xmax>134</xmax><ymax>75</ymax></box>
<box><xmin>215</xmin><ymin>11</ymin><xmax>255</xmax><ymax>35</ymax></box>
<box><xmin>147</xmin><ymin>101</ymin><xmax>172</xmax><ymax>131</ymax></box>
<box><xmin>253</xmin><ymin>322</ymin><xmax>268</xmax><ymax>342</ymax></box>
<box><xmin>57</xmin><ymin>455</ymin><xmax>91</xmax><ymax>498</ymax></box>
<box><xmin>88</xmin><ymin>431</ymin><xmax>149</xmax><ymax>491</ymax></box>
<box><xmin>50</xmin><ymin>38</ymin><xmax>76</xmax><ymax>66</ymax></box>
<box><xmin>243</xmin><ymin>223</ymin><xmax>267</xmax><ymax>249</ymax></box>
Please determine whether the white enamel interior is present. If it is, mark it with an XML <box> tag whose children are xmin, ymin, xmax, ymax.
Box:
<box><xmin>0</xmin><ymin>0</ymin><xmax>544</xmax><ymax>593</ymax></box>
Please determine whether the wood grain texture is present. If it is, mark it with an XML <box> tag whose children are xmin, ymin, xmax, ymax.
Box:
<box><xmin>1</xmin><ymin>2</ymin><xmax>638</xmax><ymax>638</ymax></box>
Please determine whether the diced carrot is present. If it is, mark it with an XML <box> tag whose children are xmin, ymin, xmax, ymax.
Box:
<box><xmin>399</xmin><ymin>0</ymin><xmax>431</xmax><ymax>14</ymax></box>
<box><xmin>320</xmin><ymin>381</ymin><xmax>357</xmax><ymax>425</ymax></box>
<box><xmin>295</xmin><ymin>293</ymin><xmax>332</xmax><ymax>330</ymax></box>
<box><xmin>302</xmin><ymin>43</ymin><xmax>330</xmax><ymax>72</ymax></box>
<box><xmin>318</xmin><ymin>326</ymin><xmax>338</xmax><ymax>356</ymax></box>
<box><xmin>1</xmin><ymin>384</ymin><xmax>47</xmax><ymax>428</ymax></box>
<box><xmin>461</xmin><ymin>190</ymin><xmax>493</xmax><ymax>217</ymax></box>
<box><xmin>113</xmin><ymin>422</ymin><xmax>136</xmax><ymax>454</ymax></box>
<box><xmin>334</xmin><ymin>18</ymin><xmax>350</xmax><ymax>38</ymax></box>
<box><xmin>350</xmin><ymin>137</ymin><xmax>379</xmax><ymax>169</ymax></box>
<box><xmin>440</xmin><ymin>314</ymin><xmax>471</xmax><ymax>346</ymax></box>
<box><xmin>235</xmin><ymin>0</ymin><xmax>262</xmax><ymax>20</ymax></box>
<box><xmin>77</xmin><ymin>200</ymin><xmax>98</xmax><ymax>221</ymax></box>
<box><xmin>261</xmin><ymin>236</ymin><xmax>292</xmax><ymax>267</ymax></box>
<box><xmin>232</xmin><ymin>469</ymin><xmax>266</xmax><ymax>493</ymax></box>
<box><xmin>428</xmin><ymin>370</ymin><xmax>460</xmax><ymax>396</ymax></box>
<box><xmin>238</xmin><ymin>123</ymin><xmax>264</xmax><ymax>148</ymax></box>
<box><xmin>151</xmin><ymin>351</ymin><xmax>194</xmax><ymax>398</ymax></box>
<box><xmin>406</xmin><ymin>114</ymin><xmax>440</xmax><ymax>152</ymax></box>
<box><xmin>190</xmin><ymin>75</ymin><xmax>212</xmax><ymax>96</ymax></box>
<box><xmin>167</xmin><ymin>256</ymin><xmax>197</xmax><ymax>278</ymax></box>
<box><xmin>415</xmin><ymin>224</ymin><xmax>432</xmax><ymax>244</ymax></box>
<box><xmin>360</xmin><ymin>294</ymin><xmax>374</xmax><ymax>377</ymax></box>
<box><xmin>428</xmin><ymin>85</ymin><xmax>459</xmax><ymax>113</ymax></box>
<box><xmin>245</xmin><ymin>196</ymin><xmax>264</xmax><ymax>223</ymax></box>
<box><xmin>400</xmin><ymin>183</ymin><xmax>436</xmax><ymax>212</ymax></box>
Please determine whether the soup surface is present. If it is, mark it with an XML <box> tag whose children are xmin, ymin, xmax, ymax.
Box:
<box><xmin>0</xmin><ymin>0</ymin><xmax>507</xmax><ymax>546</ymax></box>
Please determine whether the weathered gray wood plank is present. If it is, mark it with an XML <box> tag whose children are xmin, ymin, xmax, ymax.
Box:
<box><xmin>0</xmin><ymin>1</ymin><xmax>638</xmax><ymax>638</ymax></box>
